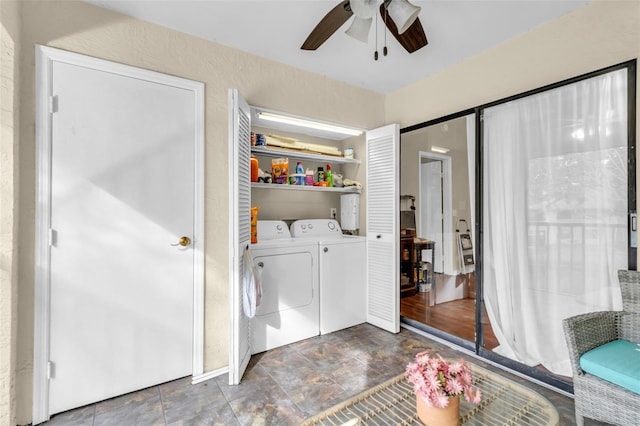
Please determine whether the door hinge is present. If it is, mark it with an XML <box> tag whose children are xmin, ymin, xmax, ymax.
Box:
<box><xmin>47</xmin><ymin>361</ymin><xmax>55</xmax><ymax>379</ymax></box>
<box><xmin>49</xmin><ymin>95</ymin><xmax>58</xmax><ymax>114</ymax></box>
<box><xmin>48</xmin><ymin>228</ymin><xmax>57</xmax><ymax>247</ymax></box>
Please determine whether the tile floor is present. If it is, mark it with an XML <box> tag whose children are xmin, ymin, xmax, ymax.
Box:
<box><xmin>42</xmin><ymin>324</ymin><xmax>608</xmax><ymax>426</ymax></box>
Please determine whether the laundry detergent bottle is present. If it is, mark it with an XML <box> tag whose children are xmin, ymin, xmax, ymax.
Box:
<box><xmin>250</xmin><ymin>156</ymin><xmax>259</xmax><ymax>182</ymax></box>
<box><xmin>296</xmin><ymin>161</ymin><xmax>304</xmax><ymax>185</ymax></box>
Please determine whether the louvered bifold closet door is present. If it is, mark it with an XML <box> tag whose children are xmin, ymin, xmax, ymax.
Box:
<box><xmin>228</xmin><ymin>89</ymin><xmax>252</xmax><ymax>384</ymax></box>
<box><xmin>366</xmin><ymin>124</ymin><xmax>400</xmax><ymax>333</ymax></box>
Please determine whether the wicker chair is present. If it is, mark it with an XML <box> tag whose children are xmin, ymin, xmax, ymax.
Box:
<box><xmin>562</xmin><ymin>270</ymin><xmax>640</xmax><ymax>426</ymax></box>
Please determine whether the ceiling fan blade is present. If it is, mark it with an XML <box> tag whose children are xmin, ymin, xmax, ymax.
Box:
<box><xmin>380</xmin><ymin>3</ymin><xmax>428</xmax><ymax>53</ymax></box>
<box><xmin>301</xmin><ymin>1</ymin><xmax>353</xmax><ymax>50</ymax></box>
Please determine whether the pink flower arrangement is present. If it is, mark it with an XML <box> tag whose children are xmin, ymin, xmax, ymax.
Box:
<box><xmin>406</xmin><ymin>351</ymin><xmax>482</xmax><ymax>408</ymax></box>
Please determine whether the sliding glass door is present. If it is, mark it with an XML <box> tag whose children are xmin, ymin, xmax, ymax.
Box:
<box><xmin>400</xmin><ymin>60</ymin><xmax>636</xmax><ymax>391</ymax></box>
<box><xmin>480</xmin><ymin>64</ymin><xmax>635</xmax><ymax>377</ymax></box>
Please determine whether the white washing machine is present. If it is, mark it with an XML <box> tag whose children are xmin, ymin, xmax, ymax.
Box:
<box><xmin>250</xmin><ymin>220</ymin><xmax>319</xmax><ymax>354</ymax></box>
<box><xmin>290</xmin><ymin>219</ymin><xmax>366</xmax><ymax>335</ymax></box>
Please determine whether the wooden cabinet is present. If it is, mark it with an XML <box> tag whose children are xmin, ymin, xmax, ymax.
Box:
<box><xmin>400</xmin><ymin>237</ymin><xmax>435</xmax><ymax>299</ymax></box>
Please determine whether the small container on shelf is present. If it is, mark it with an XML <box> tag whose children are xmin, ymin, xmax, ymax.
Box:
<box><xmin>344</xmin><ymin>148</ymin><xmax>354</xmax><ymax>159</ymax></box>
<box><xmin>305</xmin><ymin>169</ymin><xmax>314</xmax><ymax>186</ymax></box>
<box><xmin>250</xmin><ymin>156</ymin><xmax>259</xmax><ymax>182</ymax></box>
<box><xmin>271</xmin><ymin>158</ymin><xmax>289</xmax><ymax>184</ymax></box>
<box><xmin>288</xmin><ymin>174</ymin><xmax>305</xmax><ymax>185</ymax></box>
<box><xmin>250</xmin><ymin>206</ymin><xmax>259</xmax><ymax>244</ymax></box>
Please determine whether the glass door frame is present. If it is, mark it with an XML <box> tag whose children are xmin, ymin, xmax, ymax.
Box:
<box><xmin>400</xmin><ymin>59</ymin><xmax>637</xmax><ymax>394</ymax></box>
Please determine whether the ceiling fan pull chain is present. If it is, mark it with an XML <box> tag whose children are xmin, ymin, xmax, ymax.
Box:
<box><xmin>374</xmin><ymin>7</ymin><xmax>379</xmax><ymax>61</ymax></box>
<box><xmin>383</xmin><ymin>2</ymin><xmax>388</xmax><ymax>56</ymax></box>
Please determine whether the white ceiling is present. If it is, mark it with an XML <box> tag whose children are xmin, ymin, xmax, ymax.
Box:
<box><xmin>85</xmin><ymin>0</ymin><xmax>591</xmax><ymax>94</ymax></box>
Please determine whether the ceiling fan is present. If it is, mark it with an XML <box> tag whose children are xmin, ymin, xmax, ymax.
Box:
<box><xmin>301</xmin><ymin>0</ymin><xmax>428</xmax><ymax>55</ymax></box>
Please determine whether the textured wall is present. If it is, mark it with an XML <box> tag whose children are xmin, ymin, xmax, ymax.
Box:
<box><xmin>0</xmin><ymin>1</ymin><xmax>21</xmax><ymax>425</ymax></box>
<box><xmin>14</xmin><ymin>1</ymin><xmax>384</xmax><ymax>423</ymax></box>
<box><xmin>386</xmin><ymin>0</ymin><xmax>640</xmax><ymax>127</ymax></box>
<box><xmin>9</xmin><ymin>0</ymin><xmax>640</xmax><ymax>423</ymax></box>
<box><xmin>386</xmin><ymin>0</ymin><xmax>640</xmax><ymax>275</ymax></box>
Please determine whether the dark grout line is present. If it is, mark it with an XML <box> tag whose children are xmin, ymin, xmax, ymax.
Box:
<box><xmin>156</xmin><ymin>385</ymin><xmax>168</xmax><ymax>426</ymax></box>
<box><xmin>213</xmin><ymin>377</ymin><xmax>242</xmax><ymax>426</ymax></box>
<box><xmin>256</xmin><ymin>358</ymin><xmax>309</xmax><ymax>420</ymax></box>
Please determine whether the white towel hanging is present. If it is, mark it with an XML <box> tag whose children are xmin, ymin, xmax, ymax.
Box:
<box><xmin>242</xmin><ymin>246</ymin><xmax>257</xmax><ymax>318</ymax></box>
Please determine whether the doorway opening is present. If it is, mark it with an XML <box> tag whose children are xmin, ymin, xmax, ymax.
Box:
<box><xmin>418</xmin><ymin>152</ymin><xmax>452</xmax><ymax>275</ymax></box>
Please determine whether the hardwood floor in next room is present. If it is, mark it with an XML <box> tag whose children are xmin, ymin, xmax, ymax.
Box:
<box><xmin>401</xmin><ymin>273</ymin><xmax>573</xmax><ymax>386</ymax></box>
<box><xmin>400</xmin><ymin>273</ymin><xmax>499</xmax><ymax>350</ymax></box>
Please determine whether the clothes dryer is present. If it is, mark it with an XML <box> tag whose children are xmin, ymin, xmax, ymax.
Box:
<box><xmin>290</xmin><ymin>219</ymin><xmax>366</xmax><ymax>334</ymax></box>
<box><xmin>250</xmin><ymin>221</ymin><xmax>319</xmax><ymax>353</ymax></box>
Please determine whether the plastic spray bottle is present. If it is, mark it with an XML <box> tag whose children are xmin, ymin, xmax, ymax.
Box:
<box><xmin>326</xmin><ymin>164</ymin><xmax>333</xmax><ymax>187</ymax></box>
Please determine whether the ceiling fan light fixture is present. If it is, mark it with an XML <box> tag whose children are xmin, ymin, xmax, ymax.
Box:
<box><xmin>346</xmin><ymin>16</ymin><xmax>373</xmax><ymax>43</ymax></box>
<box><xmin>386</xmin><ymin>0</ymin><xmax>421</xmax><ymax>34</ymax></box>
<box><xmin>350</xmin><ymin>0</ymin><xmax>378</xmax><ymax>18</ymax></box>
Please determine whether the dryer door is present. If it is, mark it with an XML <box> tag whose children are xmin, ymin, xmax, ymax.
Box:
<box><xmin>251</xmin><ymin>247</ymin><xmax>319</xmax><ymax>353</ymax></box>
<box><xmin>255</xmin><ymin>252</ymin><xmax>315</xmax><ymax>315</ymax></box>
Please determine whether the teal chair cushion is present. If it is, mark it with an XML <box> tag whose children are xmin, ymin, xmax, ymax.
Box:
<box><xmin>580</xmin><ymin>339</ymin><xmax>640</xmax><ymax>395</ymax></box>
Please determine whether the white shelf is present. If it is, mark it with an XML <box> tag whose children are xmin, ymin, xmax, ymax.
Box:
<box><xmin>251</xmin><ymin>182</ymin><xmax>361</xmax><ymax>194</ymax></box>
<box><xmin>251</xmin><ymin>146</ymin><xmax>360</xmax><ymax>165</ymax></box>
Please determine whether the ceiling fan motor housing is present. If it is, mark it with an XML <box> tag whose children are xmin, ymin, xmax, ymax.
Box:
<box><xmin>350</xmin><ymin>0</ymin><xmax>379</xmax><ymax>18</ymax></box>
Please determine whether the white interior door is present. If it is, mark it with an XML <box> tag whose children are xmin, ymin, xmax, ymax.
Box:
<box><xmin>421</xmin><ymin>160</ymin><xmax>444</xmax><ymax>273</ymax></box>
<box><xmin>228</xmin><ymin>89</ymin><xmax>252</xmax><ymax>384</ymax></box>
<box><xmin>366</xmin><ymin>124</ymin><xmax>400</xmax><ymax>333</ymax></box>
<box><xmin>47</xmin><ymin>57</ymin><xmax>201</xmax><ymax>415</ymax></box>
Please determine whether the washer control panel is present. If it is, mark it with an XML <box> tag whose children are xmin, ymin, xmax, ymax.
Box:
<box><xmin>257</xmin><ymin>220</ymin><xmax>291</xmax><ymax>240</ymax></box>
<box><xmin>291</xmin><ymin>219</ymin><xmax>343</xmax><ymax>237</ymax></box>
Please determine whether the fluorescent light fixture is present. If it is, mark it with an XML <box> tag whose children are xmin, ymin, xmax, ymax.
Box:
<box><xmin>431</xmin><ymin>146</ymin><xmax>450</xmax><ymax>154</ymax></box>
<box><xmin>257</xmin><ymin>111</ymin><xmax>363</xmax><ymax>137</ymax></box>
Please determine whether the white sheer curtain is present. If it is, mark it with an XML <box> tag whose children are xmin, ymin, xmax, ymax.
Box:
<box><xmin>482</xmin><ymin>69</ymin><xmax>628</xmax><ymax>376</ymax></box>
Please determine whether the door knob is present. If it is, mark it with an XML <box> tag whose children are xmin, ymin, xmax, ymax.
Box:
<box><xmin>171</xmin><ymin>236</ymin><xmax>191</xmax><ymax>247</ymax></box>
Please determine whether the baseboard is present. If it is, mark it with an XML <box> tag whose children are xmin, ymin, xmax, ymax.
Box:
<box><xmin>192</xmin><ymin>366</ymin><xmax>228</xmax><ymax>384</ymax></box>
